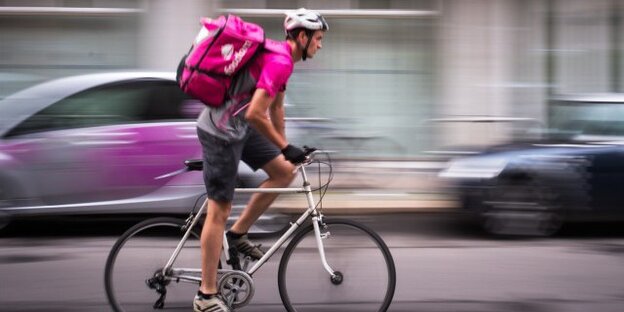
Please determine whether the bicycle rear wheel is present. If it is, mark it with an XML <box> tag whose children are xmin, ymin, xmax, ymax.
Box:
<box><xmin>104</xmin><ymin>217</ymin><xmax>202</xmax><ymax>312</ymax></box>
<box><xmin>278</xmin><ymin>219</ymin><xmax>396</xmax><ymax>312</ymax></box>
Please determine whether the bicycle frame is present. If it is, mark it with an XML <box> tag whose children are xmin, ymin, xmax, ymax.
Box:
<box><xmin>161</xmin><ymin>162</ymin><xmax>338</xmax><ymax>283</ymax></box>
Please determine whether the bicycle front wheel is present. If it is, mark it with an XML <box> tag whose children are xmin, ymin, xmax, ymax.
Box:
<box><xmin>278</xmin><ymin>219</ymin><xmax>396</xmax><ymax>312</ymax></box>
<box><xmin>104</xmin><ymin>217</ymin><xmax>202</xmax><ymax>312</ymax></box>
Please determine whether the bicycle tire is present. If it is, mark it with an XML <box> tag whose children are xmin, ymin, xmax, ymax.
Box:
<box><xmin>104</xmin><ymin>217</ymin><xmax>202</xmax><ymax>312</ymax></box>
<box><xmin>278</xmin><ymin>219</ymin><xmax>396</xmax><ymax>312</ymax></box>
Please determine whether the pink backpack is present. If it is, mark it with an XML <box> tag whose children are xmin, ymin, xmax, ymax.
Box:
<box><xmin>177</xmin><ymin>15</ymin><xmax>265</xmax><ymax>107</ymax></box>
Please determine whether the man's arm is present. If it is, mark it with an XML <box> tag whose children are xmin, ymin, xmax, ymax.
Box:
<box><xmin>245</xmin><ymin>89</ymin><xmax>288</xmax><ymax>149</ymax></box>
<box><xmin>269</xmin><ymin>92</ymin><xmax>286</xmax><ymax>141</ymax></box>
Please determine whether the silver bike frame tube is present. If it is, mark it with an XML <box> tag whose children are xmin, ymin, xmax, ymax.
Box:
<box><xmin>246</xmin><ymin>165</ymin><xmax>312</xmax><ymax>275</ymax></box>
<box><xmin>222</xmin><ymin>231</ymin><xmax>230</xmax><ymax>263</ymax></box>
<box><xmin>162</xmin><ymin>199</ymin><xmax>207</xmax><ymax>274</ymax></box>
<box><xmin>246</xmin><ymin>207</ymin><xmax>311</xmax><ymax>275</ymax></box>
<box><xmin>235</xmin><ymin>187</ymin><xmax>305</xmax><ymax>193</ymax></box>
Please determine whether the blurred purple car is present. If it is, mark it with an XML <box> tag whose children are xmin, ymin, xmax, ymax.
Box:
<box><xmin>0</xmin><ymin>72</ymin><xmax>283</xmax><ymax>232</ymax></box>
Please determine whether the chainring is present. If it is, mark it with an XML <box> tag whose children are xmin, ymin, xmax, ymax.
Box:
<box><xmin>218</xmin><ymin>271</ymin><xmax>255</xmax><ymax>308</ymax></box>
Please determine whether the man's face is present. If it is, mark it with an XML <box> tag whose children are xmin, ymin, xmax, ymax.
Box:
<box><xmin>301</xmin><ymin>30</ymin><xmax>324</xmax><ymax>59</ymax></box>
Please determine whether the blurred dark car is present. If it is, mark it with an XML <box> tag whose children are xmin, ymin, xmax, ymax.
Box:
<box><xmin>439</xmin><ymin>94</ymin><xmax>624</xmax><ymax>236</ymax></box>
<box><xmin>0</xmin><ymin>72</ymin><xmax>285</xmax><ymax>232</ymax></box>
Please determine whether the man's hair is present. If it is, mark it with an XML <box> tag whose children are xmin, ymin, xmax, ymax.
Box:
<box><xmin>286</xmin><ymin>28</ymin><xmax>313</xmax><ymax>41</ymax></box>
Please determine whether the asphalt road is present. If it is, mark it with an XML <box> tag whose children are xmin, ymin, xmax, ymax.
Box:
<box><xmin>1</xmin><ymin>213</ymin><xmax>624</xmax><ymax>311</ymax></box>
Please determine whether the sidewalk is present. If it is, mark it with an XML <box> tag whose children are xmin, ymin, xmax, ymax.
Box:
<box><xmin>269</xmin><ymin>160</ymin><xmax>458</xmax><ymax>214</ymax></box>
<box><xmin>270</xmin><ymin>190</ymin><xmax>458</xmax><ymax>215</ymax></box>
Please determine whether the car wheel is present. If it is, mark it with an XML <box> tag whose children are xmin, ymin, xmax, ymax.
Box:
<box><xmin>481</xmin><ymin>177</ymin><xmax>562</xmax><ymax>237</ymax></box>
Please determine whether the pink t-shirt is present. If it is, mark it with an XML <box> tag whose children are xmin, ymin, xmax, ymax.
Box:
<box><xmin>248</xmin><ymin>39</ymin><xmax>294</xmax><ymax>98</ymax></box>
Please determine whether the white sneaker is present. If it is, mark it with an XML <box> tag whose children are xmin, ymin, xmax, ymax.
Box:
<box><xmin>193</xmin><ymin>293</ymin><xmax>231</xmax><ymax>312</ymax></box>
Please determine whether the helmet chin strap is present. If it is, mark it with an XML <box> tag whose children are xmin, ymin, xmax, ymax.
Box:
<box><xmin>289</xmin><ymin>30</ymin><xmax>313</xmax><ymax>61</ymax></box>
<box><xmin>299</xmin><ymin>32</ymin><xmax>313</xmax><ymax>61</ymax></box>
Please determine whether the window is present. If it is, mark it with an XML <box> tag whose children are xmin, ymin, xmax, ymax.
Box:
<box><xmin>7</xmin><ymin>80</ymin><xmax>191</xmax><ymax>137</ymax></box>
<box><xmin>141</xmin><ymin>82</ymin><xmax>191</xmax><ymax>121</ymax></box>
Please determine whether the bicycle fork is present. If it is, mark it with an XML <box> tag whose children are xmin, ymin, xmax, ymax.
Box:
<box><xmin>312</xmin><ymin>215</ymin><xmax>343</xmax><ymax>284</ymax></box>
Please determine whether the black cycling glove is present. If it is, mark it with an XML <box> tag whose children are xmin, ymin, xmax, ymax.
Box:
<box><xmin>281</xmin><ymin>144</ymin><xmax>307</xmax><ymax>164</ymax></box>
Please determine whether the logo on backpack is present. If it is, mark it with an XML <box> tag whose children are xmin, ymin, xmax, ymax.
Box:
<box><xmin>224</xmin><ymin>40</ymin><xmax>253</xmax><ymax>75</ymax></box>
<box><xmin>176</xmin><ymin>15</ymin><xmax>265</xmax><ymax>108</ymax></box>
<box><xmin>221</xmin><ymin>44</ymin><xmax>234</xmax><ymax>60</ymax></box>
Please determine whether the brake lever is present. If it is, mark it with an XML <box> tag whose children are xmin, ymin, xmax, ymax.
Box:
<box><xmin>303</xmin><ymin>145</ymin><xmax>317</xmax><ymax>155</ymax></box>
<box><xmin>291</xmin><ymin>147</ymin><xmax>318</xmax><ymax>173</ymax></box>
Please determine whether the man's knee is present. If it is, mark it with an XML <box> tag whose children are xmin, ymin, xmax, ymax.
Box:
<box><xmin>207</xmin><ymin>200</ymin><xmax>232</xmax><ymax>224</ymax></box>
<box><xmin>273</xmin><ymin>161</ymin><xmax>297</xmax><ymax>186</ymax></box>
<box><xmin>262</xmin><ymin>156</ymin><xmax>297</xmax><ymax>186</ymax></box>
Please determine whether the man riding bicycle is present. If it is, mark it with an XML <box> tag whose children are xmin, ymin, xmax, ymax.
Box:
<box><xmin>194</xmin><ymin>8</ymin><xmax>329</xmax><ymax>312</ymax></box>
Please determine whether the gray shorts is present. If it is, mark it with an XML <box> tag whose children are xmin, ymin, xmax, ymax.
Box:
<box><xmin>197</xmin><ymin>127</ymin><xmax>281</xmax><ymax>202</ymax></box>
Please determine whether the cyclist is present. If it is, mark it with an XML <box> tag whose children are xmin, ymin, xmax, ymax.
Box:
<box><xmin>194</xmin><ymin>8</ymin><xmax>329</xmax><ymax>312</ymax></box>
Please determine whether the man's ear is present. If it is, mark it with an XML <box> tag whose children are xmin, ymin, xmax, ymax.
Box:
<box><xmin>297</xmin><ymin>30</ymin><xmax>308</xmax><ymax>43</ymax></box>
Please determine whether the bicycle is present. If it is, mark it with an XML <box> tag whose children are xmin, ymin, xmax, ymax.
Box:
<box><xmin>104</xmin><ymin>149</ymin><xmax>396</xmax><ymax>311</ymax></box>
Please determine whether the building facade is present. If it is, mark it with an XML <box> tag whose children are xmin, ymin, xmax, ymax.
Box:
<box><xmin>1</xmin><ymin>0</ymin><xmax>622</xmax><ymax>157</ymax></box>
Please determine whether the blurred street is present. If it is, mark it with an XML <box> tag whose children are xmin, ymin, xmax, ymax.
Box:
<box><xmin>3</xmin><ymin>1</ymin><xmax>624</xmax><ymax>311</ymax></box>
<box><xmin>2</xmin><ymin>213</ymin><xmax>624</xmax><ymax>311</ymax></box>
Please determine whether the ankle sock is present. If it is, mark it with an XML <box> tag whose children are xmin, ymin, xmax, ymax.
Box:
<box><xmin>226</xmin><ymin>230</ymin><xmax>246</xmax><ymax>239</ymax></box>
<box><xmin>197</xmin><ymin>291</ymin><xmax>216</xmax><ymax>299</ymax></box>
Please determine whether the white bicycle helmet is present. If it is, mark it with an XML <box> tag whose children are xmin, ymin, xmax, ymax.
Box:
<box><xmin>284</xmin><ymin>8</ymin><xmax>328</xmax><ymax>61</ymax></box>
<box><xmin>284</xmin><ymin>8</ymin><xmax>329</xmax><ymax>33</ymax></box>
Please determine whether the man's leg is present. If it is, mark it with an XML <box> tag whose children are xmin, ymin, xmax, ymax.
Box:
<box><xmin>199</xmin><ymin>199</ymin><xmax>231</xmax><ymax>295</ymax></box>
<box><xmin>195</xmin><ymin>127</ymin><xmax>242</xmax><ymax>298</ymax></box>
<box><xmin>230</xmin><ymin>155</ymin><xmax>295</xmax><ymax>234</ymax></box>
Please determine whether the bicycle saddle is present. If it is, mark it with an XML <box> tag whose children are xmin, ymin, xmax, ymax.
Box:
<box><xmin>184</xmin><ymin>159</ymin><xmax>203</xmax><ymax>171</ymax></box>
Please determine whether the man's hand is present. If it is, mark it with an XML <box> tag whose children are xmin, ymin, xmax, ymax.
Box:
<box><xmin>281</xmin><ymin>144</ymin><xmax>307</xmax><ymax>164</ymax></box>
